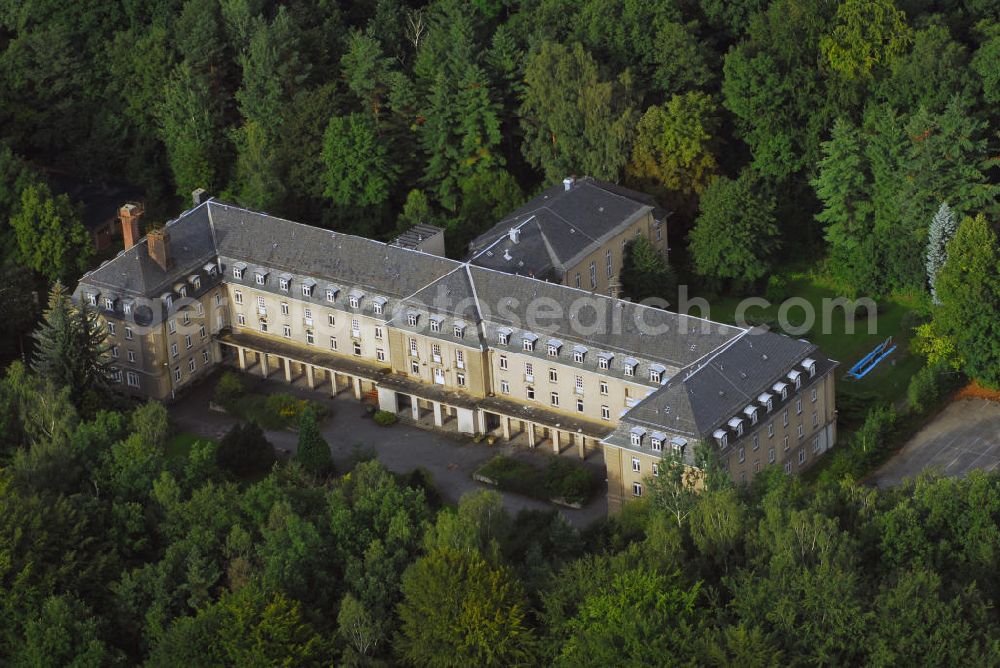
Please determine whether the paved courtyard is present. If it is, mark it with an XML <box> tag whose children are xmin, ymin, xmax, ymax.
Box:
<box><xmin>170</xmin><ymin>372</ymin><xmax>608</xmax><ymax>528</ymax></box>
<box><xmin>870</xmin><ymin>398</ymin><xmax>1000</xmax><ymax>488</ymax></box>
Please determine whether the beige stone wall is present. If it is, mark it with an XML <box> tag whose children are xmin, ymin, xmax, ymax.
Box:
<box><xmin>487</xmin><ymin>348</ymin><xmax>658</xmax><ymax>424</ymax></box>
<box><xmin>562</xmin><ymin>211</ymin><xmax>667</xmax><ymax>297</ymax></box>
<box><xmin>722</xmin><ymin>370</ymin><xmax>837</xmax><ymax>483</ymax></box>
<box><xmin>391</xmin><ymin>329</ymin><xmax>487</xmax><ymax>396</ymax></box>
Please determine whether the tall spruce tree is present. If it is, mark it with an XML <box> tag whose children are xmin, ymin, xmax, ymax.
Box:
<box><xmin>295</xmin><ymin>408</ymin><xmax>332</xmax><ymax>476</ymax></box>
<box><xmin>926</xmin><ymin>202</ymin><xmax>957</xmax><ymax>304</ymax></box>
<box><xmin>31</xmin><ymin>283</ymin><xmax>112</xmax><ymax>403</ymax></box>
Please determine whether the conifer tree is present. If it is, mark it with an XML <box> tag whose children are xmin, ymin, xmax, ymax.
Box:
<box><xmin>30</xmin><ymin>282</ymin><xmax>112</xmax><ymax>403</ymax></box>
<box><xmin>926</xmin><ymin>202</ymin><xmax>956</xmax><ymax>304</ymax></box>
<box><xmin>295</xmin><ymin>408</ymin><xmax>332</xmax><ymax>476</ymax></box>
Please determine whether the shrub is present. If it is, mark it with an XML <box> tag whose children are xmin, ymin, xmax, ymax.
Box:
<box><xmin>764</xmin><ymin>275</ymin><xmax>789</xmax><ymax>302</ymax></box>
<box><xmin>295</xmin><ymin>408</ymin><xmax>333</xmax><ymax>476</ymax></box>
<box><xmin>216</xmin><ymin>422</ymin><xmax>275</xmax><ymax>477</ymax></box>
<box><xmin>907</xmin><ymin>364</ymin><xmax>942</xmax><ymax>414</ymax></box>
<box><xmin>214</xmin><ymin>371</ymin><xmax>246</xmax><ymax>408</ymax></box>
<box><xmin>373</xmin><ymin>410</ymin><xmax>398</xmax><ymax>426</ymax></box>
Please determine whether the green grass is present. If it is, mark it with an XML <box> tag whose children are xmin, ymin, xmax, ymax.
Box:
<box><xmin>164</xmin><ymin>431</ymin><xmax>215</xmax><ymax>462</ymax></box>
<box><xmin>696</xmin><ymin>272</ymin><xmax>923</xmax><ymax>407</ymax></box>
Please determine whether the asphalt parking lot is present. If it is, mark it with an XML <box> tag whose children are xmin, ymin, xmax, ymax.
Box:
<box><xmin>870</xmin><ymin>398</ymin><xmax>1000</xmax><ymax>487</ymax></box>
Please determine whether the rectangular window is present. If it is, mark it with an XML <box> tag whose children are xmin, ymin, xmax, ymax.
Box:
<box><xmin>409</xmin><ymin>338</ymin><xmax>418</xmax><ymax>356</ymax></box>
<box><xmin>454</xmin><ymin>325</ymin><xmax>464</xmax><ymax>338</ymax></box>
<box><xmin>797</xmin><ymin>424</ymin><xmax>805</xmax><ymax>439</ymax></box>
<box><xmin>606</xmin><ymin>249</ymin><xmax>613</xmax><ymax>278</ymax></box>
<box><xmin>257</xmin><ymin>295</ymin><xmax>265</xmax><ymax>310</ymax></box>
<box><xmin>813</xmin><ymin>412</ymin><xmax>819</xmax><ymax>427</ymax></box>
<box><xmin>184</xmin><ymin>334</ymin><xmax>192</xmax><ymax>349</ymax></box>
<box><xmin>500</xmin><ymin>379</ymin><xmax>510</xmax><ymax>394</ymax></box>
<box><xmin>624</xmin><ymin>364</ymin><xmax>634</xmax><ymax>377</ymax></box>
<box><xmin>499</xmin><ymin>354</ymin><xmax>508</xmax><ymax>370</ymax></box>
<box><xmin>523</xmin><ymin>338</ymin><xmax>533</xmax><ymax>352</ymax></box>
<box><xmin>576</xmin><ymin>398</ymin><xmax>584</xmax><ymax>413</ymax></box>
<box><xmin>283</xmin><ymin>324</ymin><xmax>291</xmax><ymax>337</ymax></box>
<box><xmin>372</xmin><ymin>301</ymin><xmax>383</xmax><ymax>315</ymax></box>
<box><xmin>456</xmin><ymin>350</ymin><xmax>465</xmax><ymax>369</ymax></box>
<box><xmin>353</xmin><ymin>342</ymin><xmax>362</xmax><ymax>356</ymax></box>
<box><xmin>326</xmin><ymin>289</ymin><xmax>337</xmax><ymax>302</ymax></box>
<box><xmin>739</xmin><ymin>447</ymin><xmax>745</xmax><ymax>463</ymax></box>
<box><xmin>526</xmin><ymin>386</ymin><xmax>535</xmax><ymax>401</ymax></box>
<box><xmin>753</xmin><ymin>434</ymin><xmax>760</xmax><ymax>450</ymax></box>
<box><xmin>411</xmin><ymin>360</ymin><xmax>420</xmax><ymax>375</ymax></box>
<box><xmin>796</xmin><ymin>399</ymin><xmax>803</xmax><ymax>415</ymax></box>
<box><xmin>550</xmin><ymin>392</ymin><xmax>559</xmax><ymax>407</ymax></box>
<box><xmin>126</xmin><ymin>371</ymin><xmax>139</xmax><ymax>388</ymax></box>
<box><xmin>783</xmin><ymin>435</ymin><xmax>789</xmax><ymax>451</ymax></box>
<box><xmin>279</xmin><ymin>277</ymin><xmax>289</xmax><ymax>291</ymax></box>
<box><xmin>259</xmin><ymin>322</ymin><xmax>268</xmax><ymax>333</ymax></box>
<box><xmin>330</xmin><ymin>336</ymin><xmax>338</xmax><ymax>351</ymax></box>
<box><xmin>457</xmin><ymin>373</ymin><xmax>466</xmax><ymax>387</ymax></box>
<box><xmin>328</xmin><ymin>313</ymin><xmax>335</xmax><ymax>326</ymax></box>
<box><xmin>107</xmin><ymin>322</ymin><xmax>116</xmax><ymax>336</ymax></box>
<box><xmin>374</xmin><ymin>326</ymin><xmax>384</xmax><ymax>340</ymax></box>
<box><xmin>549</xmin><ymin>368</ymin><xmax>558</xmax><ymax>383</ymax></box>
<box><xmin>601</xmin><ymin>405</ymin><xmax>610</xmax><ymax>420</ymax></box>
<box><xmin>233</xmin><ymin>267</ymin><xmax>243</xmax><ymax>279</ymax></box>
<box><xmin>524</xmin><ymin>362</ymin><xmax>533</xmax><ymax>382</ymax></box>
<box><xmin>202</xmin><ymin>350</ymin><xmax>210</xmax><ymax>364</ymax></box>
<box><xmin>432</xmin><ymin>344</ymin><xmax>442</xmax><ymax>363</ymax></box>
<box><xmin>234</xmin><ymin>290</ymin><xmax>243</xmax><ymax>304</ymax></box>
<box><xmin>376</xmin><ymin>348</ymin><xmax>386</xmax><ymax>362</ymax></box>
<box><xmin>111</xmin><ymin>345</ymin><xmax>119</xmax><ymax>359</ymax></box>
<box><xmin>174</xmin><ymin>367</ymin><xmax>182</xmax><ymax>381</ymax></box>
<box><xmin>498</xmin><ymin>332</ymin><xmax>509</xmax><ymax>345</ymax></box>
<box><xmin>407</xmin><ymin>314</ymin><xmax>418</xmax><ymax>326</ymax></box>
<box><xmin>598</xmin><ymin>357</ymin><xmax>609</xmax><ymax>370</ymax></box>
<box><xmin>574</xmin><ymin>273</ymin><xmax>581</xmax><ymax>288</ymax></box>
<box><xmin>811</xmin><ymin>388</ymin><xmax>818</xmax><ymax>402</ymax></box>
<box><xmin>783</xmin><ymin>410</ymin><xmax>789</xmax><ymax>426</ymax></box>
<box><xmin>199</xmin><ymin>325</ymin><xmax>206</xmax><ymax>339</ymax></box>
<box><xmin>768</xmin><ymin>422</ymin><xmax>774</xmax><ymax>437</ymax></box>
<box><xmin>575</xmin><ymin>375</ymin><xmax>584</xmax><ymax>394</ymax></box>
<box><xmin>237</xmin><ymin>314</ymin><xmax>246</xmax><ymax>326</ymax></box>
<box><xmin>350</xmin><ymin>296</ymin><xmax>360</xmax><ymax>308</ymax></box>
<box><xmin>600</xmin><ymin>380</ymin><xmax>609</xmax><ymax>395</ymax></box>
<box><xmin>768</xmin><ymin>448</ymin><xmax>776</xmax><ymax>463</ymax></box>
<box><xmin>547</xmin><ymin>344</ymin><xmax>559</xmax><ymax>357</ymax></box>
<box><xmin>573</xmin><ymin>350</ymin><xmax>584</xmax><ymax>363</ymax></box>
<box><xmin>430</xmin><ymin>319</ymin><xmax>441</xmax><ymax>333</ymax></box>
<box><xmin>352</xmin><ymin>319</ymin><xmax>361</xmax><ymax>336</ymax></box>
<box><xmin>631</xmin><ymin>458</ymin><xmax>641</xmax><ymax>473</ymax></box>
<box><xmin>302</xmin><ymin>284</ymin><xmax>313</xmax><ymax>298</ymax></box>
<box><xmin>281</xmin><ymin>302</ymin><xmax>289</xmax><ymax>315</ymax></box>
<box><xmin>188</xmin><ymin>358</ymin><xmax>196</xmax><ymax>372</ymax></box>
<box><xmin>633</xmin><ymin>482</ymin><xmax>642</xmax><ymax>497</ymax></box>
<box><xmin>306</xmin><ymin>330</ymin><xmax>315</xmax><ymax>345</ymax></box>
<box><xmin>168</xmin><ymin>319</ymin><xmax>176</xmax><ymax>334</ymax></box>
<box><xmin>170</xmin><ymin>343</ymin><xmax>178</xmax><ymax>357</ymax></box>
<box><xmin>255</xmin><ymin>273</ymin><xmax>265</xmax><ymax>285</ymax></box>
<box><xmin>799</xmin><ymin>449</ymin><xmax>806</xmax><ymax>464</ymax></box>
<box><xmin>653</xmin><ymin>463</ymin><xmax>660</xmax><ymax>477</ymax></box>
<box><xmin>589</xmin><ymin>261</ymin><xmax>596</xmax><ymax>288</ymax></box>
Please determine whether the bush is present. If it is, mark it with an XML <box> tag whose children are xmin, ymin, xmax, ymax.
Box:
<box><xmin>764</xmin><ymin>275</ymin><xmax>789</xmax><ymax>302</ymax></box>
<box><xmin>216</xmin><ymin>422</ymin><xmax>275</xmax><ymax>478</ymax></box>
<box><xmin>214</xmin><ymin>371</ymin><xmax>246</xmax><ymax>409</ymax></box>
<box><xmin>907</xmin><ymin>364</ymin><xmax>943</xmax><ymax>414</ymax></box>
<box><xmin>477</xmin><ymin>455</ymin><xmax>597</xmax><ymax>505</ymax></box>
<box><xmin>373</xmin><ymin>410</ymin><xmax>398</xmax><ymax>426</ymax></box>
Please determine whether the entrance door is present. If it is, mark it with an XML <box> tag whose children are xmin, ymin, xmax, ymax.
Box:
<box><xmin>433</xmin><ymin>368</ymin><xmax>445</xmax><ymax>385</ymax></box>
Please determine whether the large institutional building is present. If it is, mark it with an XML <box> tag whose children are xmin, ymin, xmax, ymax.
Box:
<box><xmin>74</xmin><ymin>185</ymin><xmax>836</xmax><ymax>510</ymax></box>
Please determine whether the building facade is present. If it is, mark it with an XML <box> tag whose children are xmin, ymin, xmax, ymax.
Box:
<box><xmin>466</xmin><ymin>176</ymin><xmax>669</xmax><ymax>297</ymax></box>
<box><xmin>74</xmin><ymin>198</ymin><xmax>836</xmax><ymax>509</ymax></box>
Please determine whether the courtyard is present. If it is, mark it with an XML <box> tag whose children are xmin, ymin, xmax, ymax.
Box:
<box><xmin>170</xmin><ymin>371</ymin><xmax>608</xmax><ymax>528</ymax></box>
<box><xmin>870</xmin><ymin>398</ymin><xmax>1000</xmax><ymax>488</ymax></box>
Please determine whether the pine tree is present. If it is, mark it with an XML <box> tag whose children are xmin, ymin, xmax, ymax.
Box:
<box><xmin>31</xmin><ymin>283</ymin><xmax>112</xmax><ymax>403</ymax></box>
<box><xmin>295</xmin><ymin>408</ymin><xmax>332</xmax><ymax>476</ymax></box>
<box><xmin>926</xmin><ymin>202</ymin><xmax>956</xmax><ymax>304</ymax></box>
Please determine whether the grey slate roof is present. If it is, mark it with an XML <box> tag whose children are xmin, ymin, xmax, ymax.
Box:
<box><xmin>467</xmin><ymin>177</ymin><xmax>660</xmax><ymax>279</ymax></box>
<box><xmin>74</xmin><ymin>199</ymin><xmax>831</xmax><ymax>448</ymax></box>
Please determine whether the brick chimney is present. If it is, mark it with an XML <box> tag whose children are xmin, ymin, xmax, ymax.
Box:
<box><xmin>147</xmin><ymin>227</ymin><xmax>173</xmax><ymax>272</ymax></box>
<box><xmin>119</xmin><ymin>203</ymin><xmax>143</xmax><ymax>250</ymax></box>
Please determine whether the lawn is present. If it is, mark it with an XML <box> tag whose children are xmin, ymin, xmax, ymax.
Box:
<box><xmin>695</xmin><ymin>272</ymin><xmax>923</xmax><ymax>409</ymax></box>
<box><xmin>164</xmin><ymin>431</ymin><xmax>216</xmax><ymax>462</ymax></box>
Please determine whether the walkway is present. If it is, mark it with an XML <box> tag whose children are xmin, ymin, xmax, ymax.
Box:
<box><xmin>170</xmin><ymin>372</ymin><xmax>609</xmax><ymax>528</ymax></box>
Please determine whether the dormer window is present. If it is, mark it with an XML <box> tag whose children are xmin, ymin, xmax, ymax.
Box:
<box><xmin>326</xmin><ymin>288</ymin><xmax>338</xmax><ymax>302</ymax></box>
<box><xmin>651</xmin><ymin>438</ymin><xmax>663</xmax><ymax>451</ymax></box>
<box><xmin>744</xmin><ymin>405</ymin><xmax>759</xmax><ymax>425</ymax></box>
<box><xmin>714</xmin><ymin>429</ymin><xmax>728</xmax><ymax>448</ymax></box>
<box><xmin>573</xmin><ymin>346</ymin><xmax>587</xmax><ymax>363</ymax></box>
<box><xmin>279</xmin><ymin>277</ymin><xmax>289</xmax><ymax>291</ymax></box>
<box><xmin>407</xmin><ymin>313</ymin><xmax>419</xmax><ymax>327</ymax></box>
<box><xmin>163</xmin><ymin>294</ymin><xmax>173</xmax><ymax>308</ymax></box>
<box><xmin>629</xmin><ymin>427</ymin><xmax>645</xmax><ymax>447</ymax></box>
<box><xmin>789</xmin><ymin>369</ymin><xmax>802</xmax><ymax>389</ymax></box>
<box><xmin>454</xmin><ymin>323</ymin><xmax>465</xmax><ymax>338</ymax></box>
<box><xmin>178</xmin><ymin>286</ymin><xmax>187</xmax><ymax>298</ymax></box>
<box><xmin>254</xmin><ymin>270</ymin><xmax>267</xmax><ymax>285</ymax></box>
<box><xmin>373</xmin><ymin>302</ymin><xmax>383</xmax><ymax>315</ymax></box>
<box><xmin>430</xmin><ymin>317</ymin><xmax>442</xmax><ymax>333</ymax></box>
<box><xmin>623</xmin><ymin>358</ymin><xmax>638</xmax><ymax>377</ymax></box>
<box><xmin>104</xmin><ymin>297</ymin><xmax>114</xmax><ymax>310</ymax></box>
<box><xmin>547</xmin><ymin>339</ymin><xmax>562</xmax><ymax>357</ymax></box>
<box><xmin>598</xmin><ymin>352</ymin><xmax>613</xmax><ymax>370</ymax></box>
<box><xmin>349</xmin><ymin>294</ymin><xmax>361</xmax><ymax>308</ymax></box>
<box><xmin>728</xmin><ymin>416</ymin><xmax>744</xmax><ymax>437</ymax></box>
<box><xmin>123</xmin><ymin>302</ymin><xmax>132</xmax><ymax>315</ymax></box>
<box><xmin>233</xmin><ymin>266</ymin><xmax>244</xmax><ymax>279</ymax></box>
<box><xmin>193</xmin><ymin>276</ymin><xmax>201</xmax><ymax>290</ymax></box>
<box><xmin>87</xmin><ymin>293</ymin><xmax>98</xmax><ymax>306</ymax></box>
<box><xmin>498</xmin><ymin>328</ymin><xmax>511</xmax><ymax>345</ymax></box>
<box><xmin>522</xmin><ymin>334</ymin><xmax>537</xmax><ymax>352</ymax></box>
<box><xmin>803</xmin><ymin>358</ymin><xmax>817</xmax><ymax>378</ymax></box>
<box><xmin>649</xmin><ymin>364</ymin><xmax>666</xmax><ymax>384</ymax></box>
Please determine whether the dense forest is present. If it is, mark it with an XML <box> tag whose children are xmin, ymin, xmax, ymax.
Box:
<box><xmin>4</xmin><ymin>360</ymin><xmax>1000</xmax><ymax>666</ymax></box>
<box><xmin>2</xmin><ymin>0</ymin><xmax>999</xmax><ymax>374</ymax></box>
<box><xmin>2</xmin><ymin>0</ymin><xmax>1000</xmax><ymax>664</ymax></box>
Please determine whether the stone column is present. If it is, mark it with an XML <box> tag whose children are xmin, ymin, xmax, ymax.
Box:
<box><xmin>283</xmin><ymin>357</ymin><xmax>292</xmax><ymax>382</ymax></box>
<box><xmin>306</xmin><ymin>365</ymin><xmax>315</xmax><ymax>389</ymax></box>
<box><xmin>411</xmin><ymin>398</ymin><xmax>421</xmax><ymax>420</ymax></box>
<box><xmin>330</xmin><ymin>370</ymin><xmax>337</xmax><ymax>394</ymax></box>
<box><xmin>237</xmin><ymin>346</ymin><xmax>247</xmax><ymax>370</ymax></box>
<box><xmin>433</xmin><ymin>402</ymin><xmax>444</xmax><ymax>427</ymax></box>
<box><xmin>577</xmin><ymin>433</ymin><xmax>586</xmax><ymax>459</ymax></box>
<box><xmin>260</xmin><ymin>353</ymin><xmax>269</xmax><ymax>378</ymax></box>
<box><xmin>527</xmin><ymin>423</ymin><xmax>536</xmax><ymax>447</ymax></box>
<box><xmin>552</xmin><ymin>429</ymin><xmax>561</xmax><ymax>454</ymax></box>
<box><xmin>502</xmin><ymin>416</ymin><xmax>511</xmax><ymax>441</ymax></box>
<box><xmin>352</xmin><ymin>376</ymin><xmax>362</xmax><ymax>400</ymax></box>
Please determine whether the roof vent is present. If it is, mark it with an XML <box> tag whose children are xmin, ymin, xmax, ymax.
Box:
<box><xmin>508</xmin><ymin>228</ymin><xmax>520</xmax><ymax>243</ymax></box>
<box><xmin>563</xmin><ymin>176</ymin><xmax>575</xmax><ymax>191</ymax></box>
<box><xmin>503</xmin><ymin>249</ymin><xmax>513</xmax><ymax>261</ymax></box>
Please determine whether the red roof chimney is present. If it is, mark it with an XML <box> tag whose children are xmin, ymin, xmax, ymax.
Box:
<box><xmin>147</xmin><ymin>226</ymin><xmax>173</xmax><ymax>272</ymax></box>
<box><xmin>119</xmin><ymin>203</ymin><xmax>143</xmax><ymax>250</ymax></box>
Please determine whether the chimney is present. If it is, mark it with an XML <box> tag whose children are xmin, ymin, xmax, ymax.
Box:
<box><xmin>563</xmin><ymin>176</ymin><xmax>575</xmax><ymax>191</ymax></box>
<box><xmin>508</xmin><ymin>227</ymin><xmax>521</xmax><ymax>244</ymax></box>
<box><xmin>147</xmin><ymin>226</ymin><xmax>173</xmax><ymax>272</ymax></box>
<box><xmin>192</xmin><ymin>188</ymin><xmax>207</xmax><ymax>206</ymax></box>
<box><xmin>119</xmin><ymin>203</ymin><xmax>143</xmax><ymax>250</ymax></box>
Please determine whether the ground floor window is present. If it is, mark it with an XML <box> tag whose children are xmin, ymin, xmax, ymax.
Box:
<box><xmin>632</xmin><ymin>482</ymin><xmax>642</xmax><ymax>497</ymax></box>
<box><xmin>126</xmin><ymin>371</ymin><xmax>139</xmax><ymax>388</ymax></box>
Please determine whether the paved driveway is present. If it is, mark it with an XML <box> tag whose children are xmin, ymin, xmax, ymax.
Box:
<box><xmin>870</xmin><ymin>398</ymin><xmax>1000</xmax><ymax>488</ymax></box>
<box><xmin>170</xmin><ymin>372</ymin><xmax>608</xmax><ymax>528</ymax></box>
